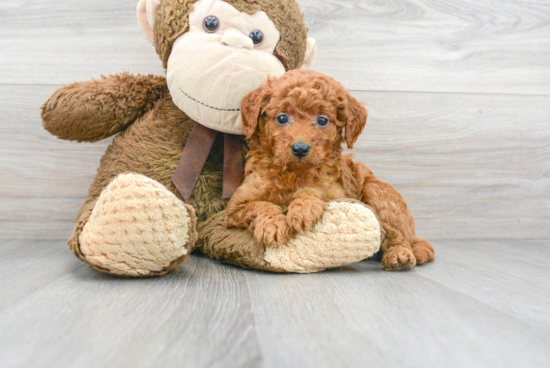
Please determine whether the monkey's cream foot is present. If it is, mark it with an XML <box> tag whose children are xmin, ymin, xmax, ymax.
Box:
<box><xmin>79</xmin><ymin>173</ymin><xmax>197</xmax><ymax>277</ymax></box>
<box><xmin>264</xmin><ymin>201</ymin><xmax>381</xmax><ymax>273</ymax></box>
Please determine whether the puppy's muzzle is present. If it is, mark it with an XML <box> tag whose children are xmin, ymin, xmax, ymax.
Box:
<box><xmin>292</xmin><ymin>142</ymin><xmax>310</xmax><ymax>158</ymax></box>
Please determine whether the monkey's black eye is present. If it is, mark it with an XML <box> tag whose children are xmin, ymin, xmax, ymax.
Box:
<box><xmin>276</xmin><ymin>114</ymin><xmax>289</xmax><ymax>125</ymax></box>
<box><xmin>203</xmin><ymin>16</ymin><xmax>220</xmax><ymax>33</ymax></box>
<box><xmin>249</xmin><ymin>30</ymin><xmax>263</xmax><ymax>45</ymax></box>
<box><xmin>317</xmin><ymin>116</ymin><xmax>329</xmax><ymax>127</ymax></box>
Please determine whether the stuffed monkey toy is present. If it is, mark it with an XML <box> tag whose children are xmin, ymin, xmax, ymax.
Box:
<box><xmin>41</xmin><ymin>0</ymin><xmax>429</xmax><ymax>277</ymax></box>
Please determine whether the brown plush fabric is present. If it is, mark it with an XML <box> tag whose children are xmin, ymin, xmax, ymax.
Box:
<box><xmin>197</xmin><ymin>210</ymin><xmax>283</xmax><ymax>272</ymax></box>
<box><xmin>154</xmin><ymin>0</ymin><xmax>308</xmax><ymax>70</ymax></box>
<box><xmin>42</xmin><ymin>73</ymin><xmax>167</xmax><ymax>143</ymax></box>
<box><xmin>77</xmin><ymin>91</ymin><xmax>228</xmax><ymax>223</ymax></box>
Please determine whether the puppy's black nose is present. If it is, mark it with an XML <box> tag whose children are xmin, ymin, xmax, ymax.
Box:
<box><xmin>292</xmin><ymin>142</ymin><xmax>310</xmax><ymax>158</ymax></box>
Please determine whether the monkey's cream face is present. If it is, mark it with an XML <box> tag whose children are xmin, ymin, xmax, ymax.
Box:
<box><xmin>167</xmin><ymin>0</ymin><xmax>286</xmax><ymax>135</ymax></box>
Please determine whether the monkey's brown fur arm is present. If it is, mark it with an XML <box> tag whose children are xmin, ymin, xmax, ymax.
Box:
<box><xmin>41</xmin><ymin>73</ymin><xmax>167</xmax><ymax>142</ymax></box>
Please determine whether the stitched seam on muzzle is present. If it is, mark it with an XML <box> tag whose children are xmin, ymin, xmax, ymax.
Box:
<box><xmin>180</xmin><ymin>88</ymin><xmax>241</xmax><ymax>112</ymax></box>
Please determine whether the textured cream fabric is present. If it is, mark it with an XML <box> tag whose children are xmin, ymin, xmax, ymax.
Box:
<box><xmin>263</xmin><ymin>202</ymin><xmax>381</xmax><ymax>273</ymax></box>
<box><xmin>137</xmin><ymin>0</ymin><xmax>160</xmax><ymax>44</ymax></box>
<box><xmin>300</xmin><ymin>38</ymin><xmax>317</xmax><ymax>70</ymax></box>
<box><xmin>80</xmin><ymin>174</ymin><xmax>193</xmax><ymax>276</ymax></box>
<box><xmin>167</xmin><ymin>0</ymin><xmax>286</xmax><ymax>135</ymax></box>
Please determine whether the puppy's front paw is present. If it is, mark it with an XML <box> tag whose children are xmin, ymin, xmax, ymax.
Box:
<box><xmin>254</xmin><ymin>213</ymin><xmax>291</xmax><ymax>247</ymax></box>
<box><xmin>381</xmin><ymin>245</ymin><xmax>417</xmax><ymax>271</ymax></box>
<box><xmin>287</xmin><ymin>198</ymin><xmax>325</xmax><ymax>233</ymax></box>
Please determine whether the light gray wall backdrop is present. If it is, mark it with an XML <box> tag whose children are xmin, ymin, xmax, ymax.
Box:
<box><xmin>1</xmin><ymin>0</ymin><xmax>549</xmax><ymax>240</ymax></box>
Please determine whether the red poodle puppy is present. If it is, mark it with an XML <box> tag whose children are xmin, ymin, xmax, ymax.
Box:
<box><xmin>226</xmin><ymin>69</ymin><xmax>434</xmax><ymax>270</ymax></box>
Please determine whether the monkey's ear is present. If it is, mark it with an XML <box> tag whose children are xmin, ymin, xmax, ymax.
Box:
<box><xmin>241</xmin><ymin>83</ymin><xmax>272</xmax><ymax>140</ymax></box>
<box><xmin>137</xmin><ymin>0</ymin><xmax>160</xmax><ymax>44</ymax></box>
<box><xmin>300</xmin><ymin>38</ymin><xmax>317</xmax><ymax>70</ymax></box>
<box><xmin>338</xmin><ymin>93</ymin><xmax>368</xmax><ymax>149</ymax></box>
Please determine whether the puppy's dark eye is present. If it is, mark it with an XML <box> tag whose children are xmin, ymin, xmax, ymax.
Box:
<box><xmin>249</xmin><ymin>30</ymin><xmax>263</xmax><ymax>45</ymax></box>
<box><xmin>317</xmin><ymin>116</ymin><xmax>329</xmax><ymax>127</ymax></box>
<box><xmin>276</xmin><ymin>114</ymin><xmax>289</xmax><ymax>125</ymax></box>
<box><xmin>203</xmin><ymin>16</ymin><xmax>220</xmax><ymax>33</ymax></box>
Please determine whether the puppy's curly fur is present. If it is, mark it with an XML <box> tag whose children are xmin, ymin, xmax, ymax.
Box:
<box><xmin>226</xmin><ymin>70</ymin><xmax>434</xmax><ymax>270</ymax></box>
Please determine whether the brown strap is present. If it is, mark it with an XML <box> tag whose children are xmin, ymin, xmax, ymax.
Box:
<box><xmin>222</xmin><ymin>134</ymin><xmax>244</xmax><ymax>199</ymax></box>
<box><xmin>172</xmin><ymin>123</ymin><xmax>218</xmax><ymax>202</ymax></box>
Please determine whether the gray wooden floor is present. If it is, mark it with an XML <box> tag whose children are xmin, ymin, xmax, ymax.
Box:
<box><xmin>1</xmin><ymin>0</ymin><xmax>550</xmax><ymax>367</ymax></box>
<box><xmin>0</xmin><ymin>239</ymin><xmax>549</xmax><ymax>368</ymax></box>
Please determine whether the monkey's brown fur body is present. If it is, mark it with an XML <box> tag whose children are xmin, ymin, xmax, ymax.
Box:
<box><xmin>41</xmin><ymin>0</ymin><xmax>432</xmax><ymax>276</ymax></box>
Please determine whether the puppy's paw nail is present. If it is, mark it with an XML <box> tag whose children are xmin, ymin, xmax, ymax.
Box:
<box><xmin>255</xmin><ymin>213</ymin><xmax>290</xmax><ymax>247</ymax></box>
<box><xmin>382</xmin><ymin>245</ymin><xmax>417</xmax><ymax>271</ymax></box>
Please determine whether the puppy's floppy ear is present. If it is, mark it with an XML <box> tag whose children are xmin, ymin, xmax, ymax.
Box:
<box><xmin>241</xmin><ymin>81</ymin><xmax>272</xmax><ymax>140</ymax></box>
<box><xmin>337</xmin><ymin>92</ymin><xmax>368</xmax><ymax>149</ymax></box>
